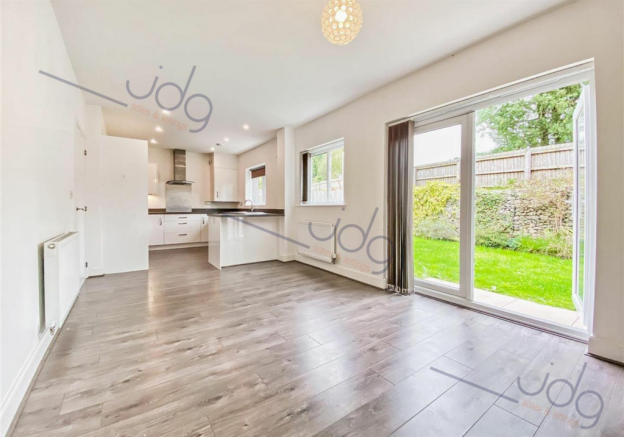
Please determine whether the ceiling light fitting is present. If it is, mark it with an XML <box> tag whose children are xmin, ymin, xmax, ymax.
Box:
<box><xmin>322</xmin><ymin>0</ymin><xmax>363</xmax><ymax>45</ymax></box>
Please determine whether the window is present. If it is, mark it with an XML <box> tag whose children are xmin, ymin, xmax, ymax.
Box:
<box><xmin>246</xmin><ymin>165</ymin><xmax>266</xmax><ymax>205</ymax></box>
<box><xmin>301</xmin><ymin>139</ymin><xmax>344</xmax><ymax>204</ymax></box>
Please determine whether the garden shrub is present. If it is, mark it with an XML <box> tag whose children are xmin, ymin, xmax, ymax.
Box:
<box><xmin>414</xmin><ymin>217</ymin><xmax>458</xmax><ymax>241</ymax></box>
<box><xmin>512</xmin><ymin>229</ymin><xmax>573</xmax><ymax>259</ymax></box>
<box><xmin>413</xmin><ymin>178</ymin><xmax>574</xmax><ymax>259</ymax></box>
<box><xmin>413</xmin><ymin>181</ymin><xmax>459</xmax><ymax>226</ymax></box>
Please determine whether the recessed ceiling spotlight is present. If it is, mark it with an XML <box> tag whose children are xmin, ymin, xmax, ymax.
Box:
<box><xmin>243</xmin><ymin>124</ymin><xmax>249</xmax><ymax>130</ymax></box>
<box><xmin>155</xmin><ymin>126</ymin><xmax>163</xmax><ymax>132</ymax></box>
<box><xmin>210</xmin><ymin>147</ymin><xmax>215</xmax><ymax>151</ymax></box>
<box><xmin>150</xmin><ymin>139</ymin><xmax>157</xmax><ymax>144</ymax></box>
<box><xmin>224</xmin><ymin>137</ymin><xmax>229</xmax><ymax>142</ymax></box>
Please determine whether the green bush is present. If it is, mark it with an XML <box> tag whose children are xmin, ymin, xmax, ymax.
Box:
<box><xmin>413</xmin><ymin>181</ymin><xmax>459</xmax><ymax>226</ymax></box>
<box><xmin>512</xmin><ymin>229</ymin><xmax>572</xmax><ymax>259</ymax></box>
<box><xmin>413</xmin><ymin>179</ymin><xmax>573</xmax><ymax>259</ymax></box>
<box><xmin>475</xmin><ymin>228</ymin><xmax>513</xmax><ymax>248</ymax></box>
<box><xmin>415</xmin><ymin>217</ymin><xmax>458</xmax><ymax>241</ymax></box>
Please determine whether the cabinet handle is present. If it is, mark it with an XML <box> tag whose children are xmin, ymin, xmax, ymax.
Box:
<box><xmin>159</xmin><ymin>218</ymin><xmax>162</xmax><ymax>225</ymax></box>
<box><xmin>179</xmin><ymin>222</ymin><xmax>187</xmax><ymax>225</ymax></box>
<box><xmin>216</xmin><ymin>191</ymin><xmax>219</xmax><ymax>198</ymax></box>
<box><xmin>202</xmin><ymin>217</ymin><xmax>205</xmax><ymax>224</ymax></box>
<box><xmin>179</xmin><ymin>216</ymin><xmax>188</xmax><ymax>219</ymax></box>
<box><xmin>179</xmin><ymin>234</ymin><xmax>187</xmax><ymax>236</ymax></box>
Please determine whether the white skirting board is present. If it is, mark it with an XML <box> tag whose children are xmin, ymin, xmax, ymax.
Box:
<box><xmin>277</xmin><ymin>253</ymin><xmax>296</xmax><ymax>262</ymax></box>
<box><xmin>588</xmin><ymin>336</ymin><xmax>624</xmax><ymax>364</ymax></box>
<box><xmin>295</xmin><ymin>254</ymin><xmax>386</xmax><ymax>289</ymax></box>
<box><xmin>0</xmin><ymin>331</ymin><xmax>53</xmax><ymax>436</ymax></box>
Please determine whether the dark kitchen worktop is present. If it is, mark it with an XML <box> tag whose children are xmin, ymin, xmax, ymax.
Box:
<box><xmin>148</xmin><ymin>208</ymin><xmax>285</xmax><ymax>217</ymax></box>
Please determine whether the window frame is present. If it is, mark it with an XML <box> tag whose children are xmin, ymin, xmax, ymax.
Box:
<box><xmin>302</xmin><ymin>139</ymin><xmax>345</xmax><ymax>206</ymax></box>
<box><xmin>245</xmin><ymin>164</ymin><xmax>267</xmax><ymax>206</ymax></box>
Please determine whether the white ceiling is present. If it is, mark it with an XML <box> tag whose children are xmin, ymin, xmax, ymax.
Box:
<box><xmin>51</xmin><ymin>0</ymin><xmax>567</xmax><ymax>155</ymax></box>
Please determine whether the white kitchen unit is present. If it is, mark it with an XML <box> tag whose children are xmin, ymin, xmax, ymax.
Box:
<box><xmin>208</xmin><ymin>215</ymin><xmax>279</xmax><ymax>269</ymax></box>
<box><xmin>148</xmin><ymin>213</ymin><xmax>210</xmax><ymax>249</ymax></box>
<box><xmin>148</xmin><ymin>214</ymin><xmax>165</xmax><ymax>246</ymax></box>
<box><xmin>100</xmin><ymin>136</ymin><xmax>149</xmax><ymax>274</ymax></box>
<box><xmin>208</xmin><ymin>153</ymin><xmax>238</xmax><ymax>202</ymax></box>
<box><xmin>200</xmin><ymin>214</ymin><xmax>209</xmax><ymax>242</ymax></box>
<box><xmin>164</xmin><ymin>214</ymin><xmax>201</xmax><ymax>245</ymax></box>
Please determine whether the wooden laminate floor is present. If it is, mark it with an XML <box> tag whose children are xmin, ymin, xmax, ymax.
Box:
<box><xmin>11</xmin><ymin>248</ymin><xmax>624</xmax><ymax>437</ymax></box>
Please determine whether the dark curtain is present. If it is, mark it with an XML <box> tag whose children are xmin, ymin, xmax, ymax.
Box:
<box><xmin>301</xmin><ymin>152</ymin><xmax>310</xmax><ymax>203</ymax></box>
<box><xmin>387</xmin><ymin>121</ymin><xmax>414</xmax><ymax>295</ymax></box>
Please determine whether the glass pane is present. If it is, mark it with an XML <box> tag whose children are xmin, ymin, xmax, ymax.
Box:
<box><xmin>251</xmin><ymin>177</ymin><xmax>260</xmax><ymax>204</ymax></box>
<box><xmin>576</xmin><ymin>107</ymin><xmax>586</xmax><ymax>304</ymax></box>
<box><xmin>329</xmin><ymin>148</ymin><xmax>344</xmax><ymax>202</ymax></box>
<box><xmin>311</xmin><ymin>152</ymin><xmax>328</xmax><ymax>203</ymax></box>
<box><xmin>258</xmin><ymin>176</ymin><xmax>265</xmax><ymax>205</ymax></box>
<box><xmin>472</xmin><ymin>85</ymin><xmax>579</xmax><ymax>312</ymax></box>
<box><xmin>413</xmin><ymin>125</ymin><xmax>461</xmax><ymax>289</ymax></box>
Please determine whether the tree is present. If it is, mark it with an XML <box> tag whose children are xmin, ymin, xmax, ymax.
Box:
<box><xmin>476</xmin><ymin>84</ymin><xmax>582</xmax><ymax>153</ymax></box>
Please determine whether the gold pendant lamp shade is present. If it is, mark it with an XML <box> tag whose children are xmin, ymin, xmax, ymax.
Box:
<box><xmin>321</xmin><ymin>0</ymin><xmax>363</xmax><ymax>45</ymax></box>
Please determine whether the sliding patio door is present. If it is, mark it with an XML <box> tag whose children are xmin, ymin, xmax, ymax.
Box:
<box><xmin>413</xmin><ymin>114</ymin><xmax>474</xmax><ymax>298</ymax></box>
<box><xmin>572</xmin><ymin>85</ymin><xmax>591</xmax><ymax>323</ymax></box>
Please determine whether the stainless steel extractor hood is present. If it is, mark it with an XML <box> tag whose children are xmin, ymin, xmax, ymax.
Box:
<box><xmin>166</xmin><ymin>149</ymin><xmax>194</xmax><ymax>185</ymax></box>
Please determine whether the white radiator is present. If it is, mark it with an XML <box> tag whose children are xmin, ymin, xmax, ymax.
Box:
<box><xmin>297</xmin><ymin>221</ymin><xmax>336</xmax><ymax>264</ymax></box>
<box><xmin>44</xmin><ymin>232</ymin><xmax>81</xmax><ymax>332</ymax></box>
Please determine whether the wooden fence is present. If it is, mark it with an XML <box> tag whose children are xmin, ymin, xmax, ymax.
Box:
<box><xmin>415</xmin><ymin>143</ymin><xmax>583</xmax><ymax>187</ymax></box>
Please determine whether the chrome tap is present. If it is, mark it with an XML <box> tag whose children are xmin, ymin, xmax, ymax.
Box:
<box><xmin>243</xmin><ymin>199</ymin><xmax>254</xmax><ymax>212</ymax></box>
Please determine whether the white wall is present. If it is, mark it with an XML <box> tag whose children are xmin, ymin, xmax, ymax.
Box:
<box><xmin>0</xmin><ymin>0</ymin><xmax>86</xmax><ymax>433</ymax></box>
<box><xmin>237</xmin><ymin>139</ymin><xmax>278</xmax><ymax>208</ymax></box>
<box><xmin>292</xmin><ymin>0</ymin><xmax>624</xmax><ymax>361</ymax></box>
<box><xmin>147</xmin><ymin>148</ymin><xmax>210</xmax><ymax>209</ymax></box>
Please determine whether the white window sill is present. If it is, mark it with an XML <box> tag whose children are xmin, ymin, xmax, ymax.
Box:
<box><xmin>297</xmin><ymin>203</ymin><xmax>346</xmax><ymax>207</ymax></box>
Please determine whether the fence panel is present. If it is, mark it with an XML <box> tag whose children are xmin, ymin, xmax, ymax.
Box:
<box><xmin>415</xmin><ymin>143</ymin><xmax>577</xmax><ymax>187</ymax></box>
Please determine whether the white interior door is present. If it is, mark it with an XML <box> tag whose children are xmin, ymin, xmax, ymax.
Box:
<box><xmin>74</xmin><ymin>125</ymin><xmax>87</xmax><ymax>283</ymax></box>
<box><xmin>572</xmin><ymin>86</ymin><xmax>590</xmax><ymax>319</ymax></box>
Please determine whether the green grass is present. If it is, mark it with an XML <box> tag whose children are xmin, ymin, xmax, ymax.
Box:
<box><xmin>414</xmin><ymin>237</ymin><xmax>574</xmax><ymax>310</ymax></box>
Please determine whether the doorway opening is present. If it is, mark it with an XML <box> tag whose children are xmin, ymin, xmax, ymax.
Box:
<box><xmin>411</xmin><ymin>67</ymin><xmax>594</xmax><ymax>335</ymax></box>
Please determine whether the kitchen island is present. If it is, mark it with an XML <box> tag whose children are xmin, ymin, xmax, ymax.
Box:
<box><xmin>206</xmin><ymin>211</ymin><xmax>284</xmax><ymax>269</ymax></box>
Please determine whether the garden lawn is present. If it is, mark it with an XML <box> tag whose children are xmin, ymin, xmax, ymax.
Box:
<box><xmin>413</xmin><ymin>237</ymin><xmax>574</xmax><ymax>310</ymax></box>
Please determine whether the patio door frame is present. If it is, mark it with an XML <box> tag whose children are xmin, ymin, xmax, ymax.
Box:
<box><xmin>402</xmin><ymin>61</ymin><xmax>597</xmax><ymax>341</ymax></box>
<box><xmin>413</xmin><ymin>113</ymin><xmax>475</xmax><ymax>300</ymax></box>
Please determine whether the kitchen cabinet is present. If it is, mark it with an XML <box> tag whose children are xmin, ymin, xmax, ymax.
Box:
<box><xmin>101</xmin><ymin>136</ymin><xmax>148</xmax><ymax>274</ymax></box>
<box><xmin>200</xmin><ymin>214</ymin><xmax>209</xmax><ymax>242</ymax></box>
<box><xmin>148</xmin><ymin>214</ymin><xmax>165</xmax><ymax>246</ymax></box>
<box><xmin>213</xmin><ymin>168</ymin><xmax>238</xmax><ymax>201</ymax></box>
<box><xmin>164</xmin><ymin>215</ymin><xmax>200</xmax><ymax>244</ymax></box>
<box><xmin>208</xmin><ymin>153</ymin><xmax>238</xmax><ymax>202</ymax></box>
